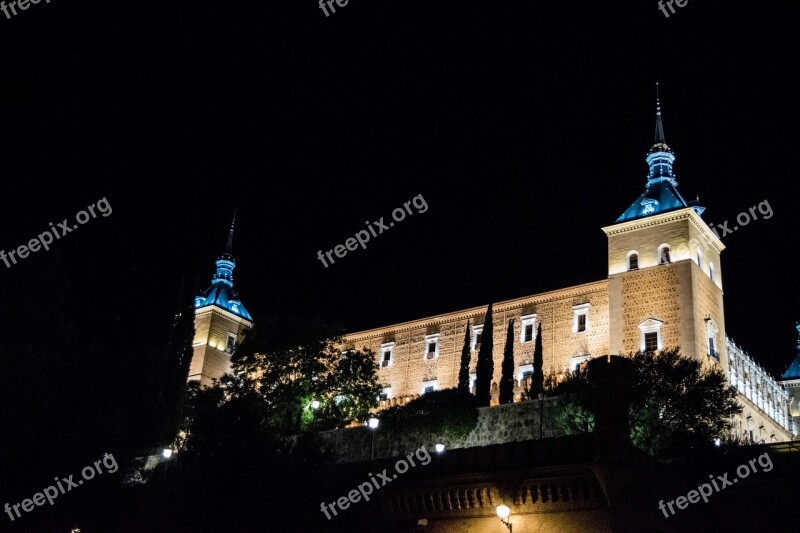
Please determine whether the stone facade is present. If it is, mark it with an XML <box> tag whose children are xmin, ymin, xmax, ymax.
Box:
<box><xmin>189</xmin><ymin>306</ymin><xmax>252</xmax><ymax>387</ymax></box>
<box><xmin>346</xmin><ymin>281</ymin><xmax>608</xmax><ymax>403</ymax></box>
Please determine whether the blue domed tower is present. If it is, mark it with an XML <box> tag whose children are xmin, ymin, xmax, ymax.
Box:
<box><xmin>188</xmin><ymin>212</ymin><xmax>254</xmax><ymax>386</ymax></box>
<box><xmin>603</xmin><ymin>85</ymin><xmax>726</xmax><ymax>365</ymax></box>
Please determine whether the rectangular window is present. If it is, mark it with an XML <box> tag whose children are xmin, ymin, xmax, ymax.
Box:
<box><xmin>379</xmin><ymin>391</ymin><xmax>389</xmax><ymax>401</ymax></box>
<box><xmin>644</xmin><ymin>332</ymin><xmax>658</xmax><ymax>352</ymax></box>
<box><xmin>380</xmin><ymin>342</ymin><xmax>394</xmax><ymax>368</ymax></box>
<box><xmin>424</xmin><ymin>386</ymin><xmax>434</xmax><ymax>394</ymax></box>
<box><xmin>522</xmin><ymin>370</ymin><xmax>533</xmax><ymax>381</ymax></box>
<box><xmin>226</xmin><ymin>333</ymin><xmax>237</xmax><ymax>354</ymax></box>
<box><xmin>577</xmin><ymin>314</ymin><xmax>586</xmax><ymax>332</ymax></box>
<box><xmin>708</xmin><ymin>338</ymin><xmax>718</xmax><ymax>359</ymax></box>
<box><xmin>428</xmin><ymin>341</ymin><xmax>436</xmax><ymax>353</ymax></box>
<box><xmin>475</xmin><ymin>332</ymin><xmax>482</xmax><ymax>349</ymax></box>
<box><xmin>524</xmin><ymin>324</ymin><xmax>533</xmax><ymax>342</ymax></box>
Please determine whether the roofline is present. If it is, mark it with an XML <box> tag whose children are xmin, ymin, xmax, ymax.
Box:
<box><xmin>602</xmin><ymin>207</ymin><xmax>725</xmax><ymax>253</ymax></box>
<box><xmin>195</xmin><ymin>304</ymin><xmax>254</xmax><ymax>325</ymax></box>
<box><xmin>344</xmin><ymin>278</ymin><xmax>608</xmax><ymax>342</ymax></box>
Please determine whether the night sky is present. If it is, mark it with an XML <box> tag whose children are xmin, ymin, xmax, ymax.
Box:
<box><xmin>2</xmin><ymin>1</ymin><xmax>798</xmax><ymax>376</ymax></box>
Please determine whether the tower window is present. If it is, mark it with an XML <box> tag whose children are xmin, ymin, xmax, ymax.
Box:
<box><xmin>577</xmin><ymin>314</ymin><xmax>586</xmax><ymax>332</ymax></box>
<box><xmin>628</xmin><ymin>252</ymin><xmax>639</xmax><ymax>271</ymax></box>
<box><xmin>644</xmin><ymin>332</ymin><xmax>658</xmax><ymax>352</ymax></box>
<box><xmin>225</xmin><ymin>333</ymin><xmax>237</xmax><ymax>354</ymax></box>
<box><xmin>709</xmin><ymin>262</ymin><xmax>716</xmax><ymax>282</ymax></box>
<box><xmin>638</xmin><ymin>318</ymin><xmax>663</xmax><ymax>352</ymax></box>
<box><xmin>658</xmin><ymin>244</ymin><xmax>671</xmax><ymax>264</ymax></box>
<box><xmin>696</xmin><ymin>250</ymin><xmax>703</xmax><ymax>269</ymax></box>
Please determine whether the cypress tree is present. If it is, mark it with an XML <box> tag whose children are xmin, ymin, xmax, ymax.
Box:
<box><xmin>499</xmin><ymin>319</ymin><xmax>516</xmax><ymax>404</ymax></box>
<box><xmin>531</xmin><ymin>322</ymin><xmax>544</xmax><ymax>396</ymax></box>
<box><xmin>458</xmin><ymin>320</ymin><xmax>472</xmax><ymax>392</ymax></box>
<box><xmin>475</xmin><ymin>303</ymin><xmax>494</xmax><ymax>406</ymax></box>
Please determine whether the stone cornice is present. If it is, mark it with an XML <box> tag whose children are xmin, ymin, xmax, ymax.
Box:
<box><xmin>601</xmin><ymin>208</ymin><xmax>725</xmax><ymax>253</ymax></box>
<box><xmin>195</xmin><ymin>304</ymin><xmax>254</xmax><ymax>327</ymax></box>
<box><xmin>344</xmin><ymin>279</ymin><xmax>608</xmax><ymax>342</ymax></box>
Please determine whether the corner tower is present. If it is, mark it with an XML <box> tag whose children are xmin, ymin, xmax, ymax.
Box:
<box><xmin>188</xmin><ymin>213</ymin><xmax>254</xmax><ymax>386</ymax></box>
<box><xmin>602</xmin><ymin>86</ymin><xmax>726</xmax><ymax>367</ymax></box>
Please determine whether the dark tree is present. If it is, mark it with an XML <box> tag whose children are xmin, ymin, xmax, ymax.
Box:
<box><xmin>475</xmin><ymin>303</ymin><xmax>494</xmax><ymax>406</ymax></box>
<box><xmin>458</xmin><ymin>320</ymin><xmax>472</xmax><ymax>392</ymax></box>
<box><xmin>531</xmin><ymin>322</ymin><xmax>544</xmax><ymax>396</ymax></box>
<box><xmin>160</xmin><ymin>275</ymin><xmax>197</xmax><ymax>445</ymax></box>
<box><xmin>551</xmin><ymin>348</ymin><xmax>742</xmax><ymax>460</ymax></box>
<box><xmin>221</xmin><ymin>316</ymin><xmax>382</xmax><ymax>433</ymax></box>
<box><xmin>499</xmin><ymin>319</ymin><xmax>516</xmax><ymax>404</ymax></box>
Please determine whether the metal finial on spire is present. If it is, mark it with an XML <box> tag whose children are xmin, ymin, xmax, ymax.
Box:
<box><xmin>225</xmin><ymin>209</ymin><xmax>237</xmax><ymax>255</ymax></box>
<box><xmin>654</xmin><ymin>82</ymin><xmax>666</xmax><ymax>143</ymax></box>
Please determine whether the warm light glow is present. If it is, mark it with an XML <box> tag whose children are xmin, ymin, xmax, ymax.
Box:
<box><xmin>311</xmin><ymin>400</ymin><xmax>320</xmax><ymax>410</ymax></box>
<box><xmin>496</xmin><ymin>505</ymin><xmax>510</xmax><ymax>519</ymax></box>
<box><xmin>435</xmin><ymin>443</ymin><xmax>445</xmax><ymax>453</ymax></box>
<box><xmin>368</xmin><ymin>417</ymin><xmax>380</xmax><ymax>429</ymax></box>
<box><xmin>162</xmin><ymin>448</ymin><xmax>173</xmax><ymax>459</ymax></box>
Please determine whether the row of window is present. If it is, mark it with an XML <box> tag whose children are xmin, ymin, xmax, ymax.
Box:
<box><xmin>378</xmin><ymin>309</ymin><xmax>592</xmax><ymax>368</ymax></box>
<box><xmin>626</xmin><ymin>245</ymin><xmax>716</xmax><ymax>282</ymax></box>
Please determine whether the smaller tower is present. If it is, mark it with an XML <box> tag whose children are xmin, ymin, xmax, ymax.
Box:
<box><xmin>188</xmin><ymin>213</ymin><xmax>254</xmax><ymax>386</ymax></box>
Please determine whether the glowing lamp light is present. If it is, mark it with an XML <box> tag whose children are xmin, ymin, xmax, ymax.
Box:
<box><xmin>496</xmin><ymin>505</ymin><xmax>510</xmax><ymax>519</ymax></box>
<box><xmin>162</xmin><ymin>448</ymin><xmax>173</xmax><ymax>459</ymax></box>
<box><xmin>368</xmin><ymin>417</ymin><xmax>380</xmax><ymax>429</ymax></box>
<box><xmin>311</xmin><ymin>400</ymin><xmax>320</xmax><ymax>410</ymax></box>
<box><xmin>435</xmin><ymin>443</ymin><xmax>445</xmax><ymax>453</ymax></box>
<box><xmin>714</xmin><ymin>438</ymin><xmax>721</xmax><ymax>447</ymax></box>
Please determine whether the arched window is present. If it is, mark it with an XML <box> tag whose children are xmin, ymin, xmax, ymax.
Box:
<box><xmin>658</xmin><ymin>244</ymin><xmax>671</xmax><ymax>264</ymax></box>
<box><xmin>696</xmin><ymin>249</ymin><xmax>703</xmax><ymax>270</ymax></box>
<box><xmin>709</xmin><ymin>262</ymin><xmax>716</xmax><ymax>282</ymax></box>
<box><xmin>627</xmin><ymin>251</ymin><xmax>639</xmax><ymax>271</ymax></box>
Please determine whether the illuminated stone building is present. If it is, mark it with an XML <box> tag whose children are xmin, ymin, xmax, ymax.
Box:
<box><xmin>187</xmin><ymin>96</ymin><xmax>795</xmax><ymax>442</ymax></box>
<box><xmin>341</xmin><ymin>96</ymin><xmax>794</xmax><ymax>442</ymax></box>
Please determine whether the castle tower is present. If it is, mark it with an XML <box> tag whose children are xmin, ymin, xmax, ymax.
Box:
<box><xmin>602</xmin><ymin>86</ymin><xmax>726</xmax><ymax>368</ymax></box>
<box><xmin>188</xmin><ymin>213</ymin><xmax>254</xmax><ymax>386</ymax></box>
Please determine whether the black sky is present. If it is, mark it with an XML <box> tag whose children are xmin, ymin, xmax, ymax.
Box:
<box><xmin>2</xmin><ymin>1</ymin><xmax>798</xmax><ymax>376</ymax></box>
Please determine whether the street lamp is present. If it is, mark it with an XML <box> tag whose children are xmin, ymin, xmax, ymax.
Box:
<box><xmin>368</xmin><ymin>417</ymin><xmax>380</xmax><ymax>460</ymax></box>
<box><xmin>434</xmin><ymin>443</ymin><xmax>445</xmax><ymax>453</ymax></box>
<box><xmin>496</xmin><ymin>505</ymin><xmax>512</xmax><ymax>532</ymax></box>
<box><xmin>162</xmin><ymin>448</ymin><xmax>173</xmax><ymax>459</ymax></box>
<box><xmin>311</xmin><ymin>400</ymin><xmax>320</xmax><ymax>410</ymax></box>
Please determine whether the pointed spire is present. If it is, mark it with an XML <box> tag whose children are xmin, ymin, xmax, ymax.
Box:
<box><xmin>654</xmin><ymin>82</ymin><xmax>666</xmax><ymax>144</ymax></box>
<box><xmin>225</xmin><ymin>209</ymin><xmax>237</xmax><ymax>255</ymax></box>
